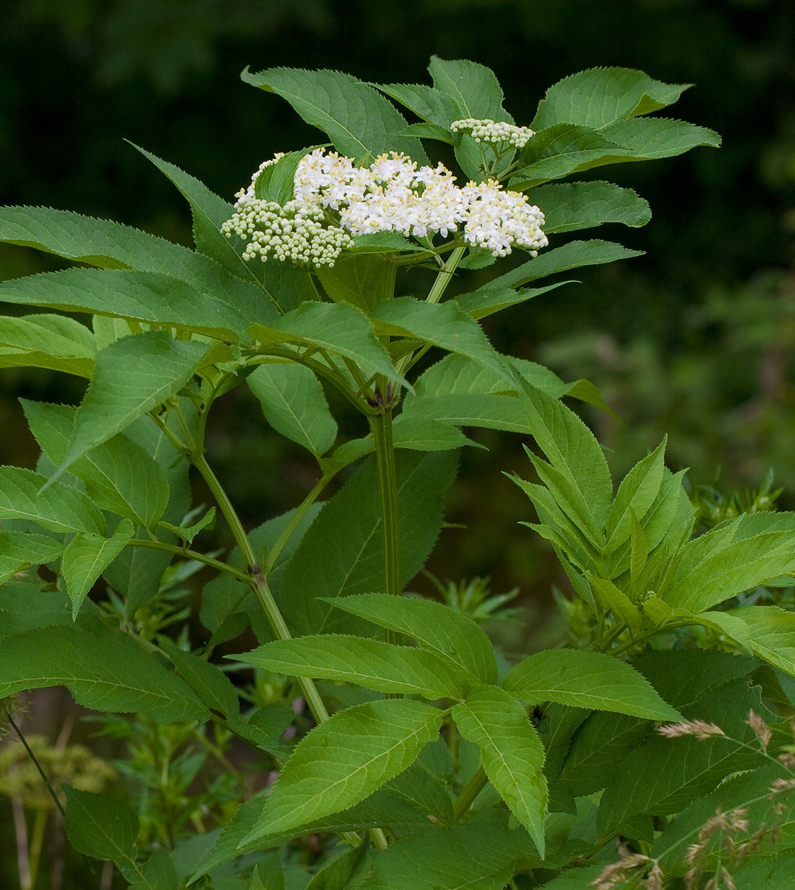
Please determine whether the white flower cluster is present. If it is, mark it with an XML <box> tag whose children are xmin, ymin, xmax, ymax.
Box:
<box><xmin>222</xmin><ymin>147</ymin><xmax>547</xmax><ymax>266</ymax></box>
<box><xmin>451</xmin><ymin>118</ymin><xmax>535</xmax><ymax>150</ymax></box>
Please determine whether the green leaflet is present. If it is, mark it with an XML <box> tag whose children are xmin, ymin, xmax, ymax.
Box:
<box><xmin>372</xmin><ymin>297</ymin><xmax>509</xmax><ymax>381</ymax></box>
<box><xmin>159</xmin><ymin>507</ymin><xmax>215</xmax><ymax>545</ymax></box>
<box><xmin>596</xmin><ymin>679</ymin><xmax>770</xmax><ymax>837</ymax></box>
<box><xmin>163</xmin><ymin>643</ymin><xmax>240</xmax><ymax>719</ymax></box>
<box><xmin>276</xmin><ymin>451</ymin><xmax>457</xmax><ymax>637</ymax></box>
<box><xmin>373</xmin><ymin>82</ymin><xmax>460</xmax><ymax>129</ymax></box>
<box><xmin>234</xmin><ymin>635</ymin><xmax>466</xmax><ymax>699</ymax></box>
<box><xmin>0</xmin><ymin>312</ymin><xmax>95</xmax><ymax>377</ymax></box>
<box><xmin>245</xmin><ymin>699</ymin><xmax>442</xmax><ymax>840</ymax></box>
<box><xmin>704</xmin><ymin>605</ymin><xmax>795</xmax><ymax>677</ymax></box>
<box><xmin>304</xmin><ymin>842</ymin><xmax>373</xmax><ymax>890</ymax></box>
<box><xmin>0</xmin><ymin>624</ymin><xmax>207</xmax><ymax>723</ymax></box>
<box><xmin>663</xmin><ymin>529</ymin><xmax>795</xmax><ymax>613</ymax></box>
<box><xmin>488</xmin><ymin>239</ymin><xmax>643</xmax><ymax>290</ymax></box>
<box><xmin>242</xmin><ymin>67</ymin><xmax>426</xmax><ymax>163</ymax></box>
<box><xmin>0</xmin><ymin>203</ymin><xmax>217</xmax><ymax>276</ymax></box>
<box><xmin>54</xmin><ymin>331</ymin><xmax>210</xmax><ymax>479</ymax></box>
<box><xmin>601</xmin><ymin>116</ymin><xmax>722</xmax><ymax>158</ymax></box>
<box><xmin>531</xmin><ymin>67</ymin><xmax>691</xmax><ymax>131</ymax></box>
<box><xmin>61</xmin><ymin>519</ymin><xmax>135</xmax><ymax>617</ymax></box>
<box><xmin>0</xmin><ymin>532</ymin><xmax>67</xmax><ymax>585</ymax></box>
<box><xmin>247</xmin><ymin>302</ymin><xmax>405</xmax><ymax>389</ymax></box>
<box><xmin>603</xmin><ymin>439</ymin><xmax>667</xmax><ymax>555</ymax></box>
<box><xmin>651</xmin><ymin>762</ymin><xmax>791</xmax><ymax>874</ymax></box>
<box><xmin>514</xmin><ymin>376</ymin><xmax>613</xmax><ymax>540</ymax></box>
<box><xmin>427</xmin><ymin>55</ymin><xmax>513</xmax><ymax>178</ymax></box>
<box><xmin>454</xmin><ymin>281</ymin><xmax>573</xmax><ymax>320</ymax></box>
<box><xmin>503</xmin><ymin>649</ymin><xmax>682</xmax><ymax>721</ymax></box>
<box><xmin>453</xmin><ymin>685</ymin><xmax>548</xmax><ymax>856</ymax></box>
<box><xmin>358</xmin><ymin>811</ymin><xmax>534</xmax><ymax>890</ymax></box>
<box><xmin>128</xmin><ymin>849</ymin><xmax>180</xmax><ymax>890</ymax></box>
<box><xmin>327</xmin><ymin>593</ymin><xmax>497</xmax><ymax>686</ymax></box>
<box><xmin>428</xmin><ymin>56</ymin><xmax>512</xmax><ymax>123</ymax></box>
<box><xmin>0</xmin><ymin>466</ymin><xmax>105</xmax><ymax>535</ymax></box>
<box><xmin>248</xmin><ymin>362</ymin><xmax>338</xmax><ymax>458</ymax></box>
<box><xmin>315</xmin><ymin>251</ymin><xmax>398</xmax><ymax>315</ymax></box>
<box><xmin>532</xmin><ymin>181</ymin><xmax>651</xmax><ymax>234</ymax></box>
<box><xmin>509</xmin><ymin>124</ymin><xmax>633</xmax><ymax>189</ymax></box>
<box><xmin>64</xmin><ymin>787</ymin><xmax>139</xmax><ymax>867</ymax></box>
<box><xmin>0</xmin><ymin>266</ymin><xmax>279</xmax><ymax>340</ymax></box>
<box><xmin>22</xmin><ymin>400</ymin><xmax>171</xmax><ymax>531</ymax></box>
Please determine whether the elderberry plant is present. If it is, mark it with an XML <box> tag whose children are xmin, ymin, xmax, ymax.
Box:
<box><xmin>1</xmin><ymin>58</ymin><xmax>794</xmax><ymax>890</ymax></box>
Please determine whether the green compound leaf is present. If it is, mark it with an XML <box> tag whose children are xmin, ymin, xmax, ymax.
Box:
<box><xmin>533</xmin><ymin>181</ymin><xmax>651</xmax><ymax>234</ymax></box>
<box><xmin>234</xmin><ymin>635</ymin><xmax>466</xmax><ymax>699</ymax></box>
<box><xmin>247</xmin><ymin>302</ymin><xmax>405</xmax><ymax>389</ymax></box>
<box><xmin>0</xmin><ymin>466</ymin><xmax>105</xmax><ymax>535</ymax></box>
<box><xmin>488</xmin><ymin>239</ymin><xmax>643</xmax><ymax>290</ymax></box>
<box><xmin>55</xmin><ymin>332</ymin><xmax>210</xmax><ymax>479</ymax></box>
<box><xmin>327</xmin><ymin>593</ymin><xmax>497</xmax><ymax>686</ymax></box>
<box><xmin>0</xmin><ymin>312</ymin><xmax>95</xmax><ymax>377</ymax></box>
<box><xmin>454</xmin><ymin>280</ymin><xmax>573</xmax><ymax>320</ymax></box>
<box><xmin>22</xmin><ymin>400</ymin><xmax>171</xmax><ymax>531</ymax></box>
<box><xmin>245</xmin><ymin>699</ymin><xmax>442</xmax><ymax>840</ymax></box>
<box><xmin>372</xmin><ymin>297</ymin><xmax>508</xmax><ymax>381</ymax></box>
<box><xmin>0</xmin><ymin>531</ymin><xmax>67</xmax><ymax>585</ymax></box>
<box><xmin>453</xmin><ymin>685</ymin><xmax>548</xmax><ymax>856</ymax></box>
<box><xmin>0</xmin><ymin>625</ymin><xmax>207</xmax><ymax>722</ymax></box>
<box><xmin>248</xmin><ymin>362</ymin><xmax>337</xmax><ymax>458</ymax></box>
<box><xmin>62</xmin><ymin>519</ymin><xmax>135</xmax><ymax>617</ymax></box>
<box><xmin>503</xmin><ymin>649</ymin><xmax>682</xmax><ymax>721</ymax></box>
<box><xmin>242</xmin><ymin>67</ymin><xmax>427</xmax><ymax>163</ymax></box>
<box><xmin>276</xmin><ymin>451</ymin><xmax>457</xmax><ymax>637</ymax></box>
<box><xmin>531</xmin><ymin>68</ymin><xmax>691</xmax><ymax>131</ymax></box>
<box><xmin>64</xmin><ymin>787</ymin><xmax>138</xmax><ymax>865</ymax></box>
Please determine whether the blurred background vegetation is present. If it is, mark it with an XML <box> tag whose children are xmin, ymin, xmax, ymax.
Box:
<box><xmin>2</xmin><ymin>0</ymin><xmax>794</xmax><ymax>621</ymax></box>
<box><xmin>1</xmin><ymin>1</ymin><xmax>794</xmax><ymax>885</ymax></box>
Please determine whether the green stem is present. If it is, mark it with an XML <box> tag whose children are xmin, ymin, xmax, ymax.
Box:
<box><xmin>427</xmin><ymin>245</ymin><xmax>466</xmax><ymax>306</ymax></box>
<box><xmin>262</xmin><ymin>472</ymin><xmax>337</xmax><ymax>575</ymax></box>
<box><xmin>192</xmin><ymin>453</ymin><xmax>330</xmax><ymax>723</ymax></box>
<box><xmin>370</xmin><ymin>407</ymin><xmax>402</xmax><ymax>648</ymax></box>
<box><xmin>452</xmin><ymin>765</ymin><xmax>488</xmax><ymax>822</ymax></box>
<box><xmin>128</xmin><ymin>539</ymin><xmax>251</xmax><ymax>584</ymax></box>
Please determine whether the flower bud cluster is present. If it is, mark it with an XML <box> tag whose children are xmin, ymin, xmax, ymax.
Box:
<box><xmin>221</xmin><ymin>198</ymin><xmax>354</xmax><ymax>267</ymax></box>
<box><xmin>223</xmin><ymin>146</ymin><xmax>547</xmax><ymax>267</ymax></box>
<box><xmin>451</xmin><ymin>118</ymin><xmax>535</xmax><ymax>150</ymax></box>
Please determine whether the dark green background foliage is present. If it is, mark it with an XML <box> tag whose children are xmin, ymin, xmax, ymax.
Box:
<box><xmin>1</xmin><ymin>0</ymin><xmax>793</xmax><ymax>604</ymax></box>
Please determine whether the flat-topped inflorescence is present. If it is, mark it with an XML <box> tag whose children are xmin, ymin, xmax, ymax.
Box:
<box><xmin>222</xmin><ymin>147</ymin><xmax>547</xmax><ymax>267</ymax></box>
